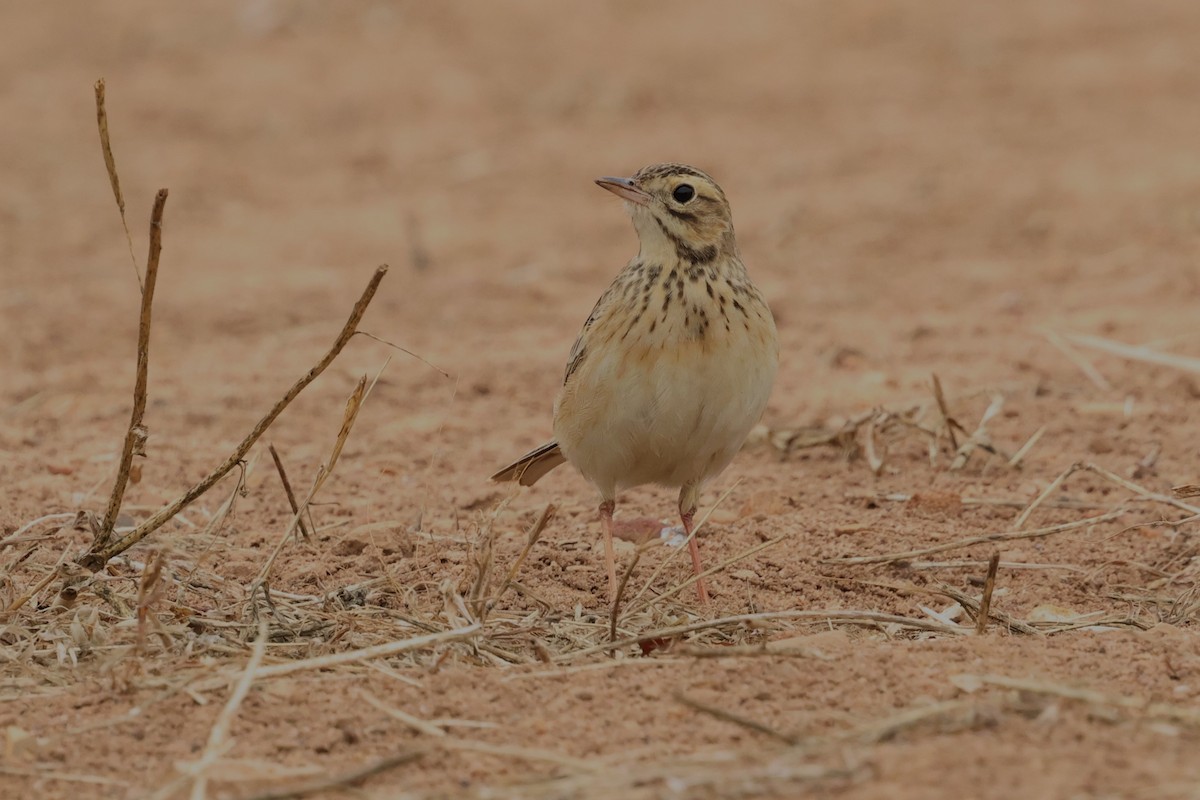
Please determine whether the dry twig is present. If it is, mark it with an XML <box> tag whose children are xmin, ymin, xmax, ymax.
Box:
<box><xmin>238</xmin><ymin>752</ymin><xmax>422</xmax><ymax>800</ymax></box>
<box><xmin>267</xmin><ymin>443</ymin><xmax>310</xmax><ymax>539</ymax></box>
<box><xmin>190</xmin><ymin>622</ymin><xmax>479</xmax><ymax>692</ymax></box>
<box><xmin>187</xmin><ymin>620</ymin><xmax>269</xmax><ymax>800</ymax></box>
<box><xmin>674</xmin><ymin>691</ymin><xmax>798</xmax><ymax>745</ymax></box>
<box><xmin>79</xmin><ymin>264</ymin><xmax>390</xmax><ymax>570</ymax></box>
<box><xmin>975</xmin><ymin>552</ymin><xmax>1001</xmax><ymax>635</ymax></box>
<box><xmin>94</xmin><ymin>78</ymin><xmax>142</xmax><ymax>291</ymax></box>
<box><xmin>827</xmin><ymin>510</ymin><xmax>1123</xmax><ymax>565</ymax></box>
<box><xmin>1066</xmin><ymin>332</ymin><xmax>1200</xmax><ymax>376</ymax></box>
<box><xmin>1042</xmin><ymin>329</ymin><xmax>1113</xmax><ymax>391</ymax></box>
<box><xmin>96</xmin><ymin>188</ymin><xmax>167</xmax><ymax>550</ymax></box>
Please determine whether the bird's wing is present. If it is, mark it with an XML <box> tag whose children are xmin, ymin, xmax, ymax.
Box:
<box><xmin>563</xmin><ymin>281</ymin><xmax>621</xmax><ymax>385</ymax></box>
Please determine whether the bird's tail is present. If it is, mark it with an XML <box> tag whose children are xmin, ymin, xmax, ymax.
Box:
<box><xmin>490</xmin><ymin>441</ymin><xmax>566</xmax><ymax>486</ymax></box>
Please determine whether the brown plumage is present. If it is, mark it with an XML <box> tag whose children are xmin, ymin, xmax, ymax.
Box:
<box><xmin>492</xmin><ymin>163</ymin><xmax>778</xmax><ymax>603</ymax></box>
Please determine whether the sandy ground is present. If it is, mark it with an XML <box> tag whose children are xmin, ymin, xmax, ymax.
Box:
<box><xmin>3</xmin><ymin>2</ymin><xmax>1200</xmax><ymax>798</ymax></box>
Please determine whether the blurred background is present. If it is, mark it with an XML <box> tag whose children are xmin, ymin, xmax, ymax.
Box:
<box><xmin>4</xmin><ymin>0</ymin><xmax>1200</xmax><ymax>526</ymax></box>
<box><xmin>3</xmin><ymin>4</ymin><xmax>1200</xmax><ymax>797</ymax></box>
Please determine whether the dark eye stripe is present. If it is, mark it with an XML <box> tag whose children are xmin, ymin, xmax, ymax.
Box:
<box><xmin>664</xmin><ymin>205</ymin><xmax>698</xmax><ymax>221</ymax></box>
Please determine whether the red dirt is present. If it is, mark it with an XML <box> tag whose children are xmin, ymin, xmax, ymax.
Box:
<box><xmin>3</xmin><ymin>3</ymin><xmax>1200</xmax><ymax>798</ymax></box>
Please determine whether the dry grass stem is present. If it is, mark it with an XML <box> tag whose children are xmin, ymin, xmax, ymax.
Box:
<box><xmin>251</xmin><ymin>376</ymin><xmax>372</xmax><ymax>592</ymax></box>
<box><xmin>828</xmin><ymin>509</ymin><xmax>1123</xmax><ymax>565</ymax></box>
<box><xmin>361</xmin><ymin>691</ymin><xmax>446</xmax><ymax>737</ymax></box>
<box><xmin>1081</xmin><ymin>462</ymin><xmax>1200</xmax><ymax>516</ymax></box>
<box><xmin>936</xmin><ymin>584</ymin><xmax>1038</xmax><ymax>635</ymax></box>
<box><xmin>950</xmin><ymin>393</ymin><xmax>1006</xmax><ymax>471</ymax></box>
<box><xmin>610</xmin><ymin>541</ymin><xmax>652</xmax><ymax>644</ymax></box>
<box><xmin>864</xmin><ymin>414</ymin><xmax>884</xmax><ymax>475</ymax></box>
<box><xmin>96</xmin><ymin>188</ymin><xmax>167</xmax><ymax>550</ymax></box>
<box><xmin>844</xmin><ymin>699</ymin><xmax>978</xmax><ymax>745</ymax></box>
<box><xmin>268</xmin><ymin>443</ymin><xmax>310</xmax><ymax>539</ymax></box>
<box><xmin>625</xmin><ymin>535</ymin><xmax>785</xmax><ymax>619</ymax></box>
<box><xmin>675</xmin><ymin>691</ymin><xmax>798</xmax><ymax>745</ymax></box>
<box><xmin>80</xmin><ymin>263</ymin><xmax>390</xmax><ymax>570</ymax></box>
<box><xmin>975</xmin><ymin>552</ymin><xmax>1001</xmax><ymax>635</ymax></box>
<box><xmin>1042</xmin><ymin>329</ymin><xmax>1113</xmax><ymax>391</ymax></box>
<box><xmin>1013</xmin><ymin>463</ymin><xmax>1081</xmax><ymax>529</ymax></box>
<box><xmin>239</xmin><ymin>752</ymin><xmax>423</xmax><ymax>800</ymax></box>
<box><xmin>0</xmin><ymin>766</ymin><xmax>129</xmax><ymax>787</ymax></box>
<box><xmin>485</xmin><ymin>503</ymin><xmax>554</xmax><ymax>614</ymax></box>
<box><xmin>1007</xmin><ymin>425</ymin><xmax>1046</xmax><ymax>468</ymax></box>
<box><xmin>2</xmin><ymin>566</ymin><xmax>62</xmax><ymax>617</ymax></box>
<box><xmin>364</xmin><ymin>692</ymin><xmax>597</xmax><ymax>772</ymax></box>
<box><xmin>1066</xmin><ymin>332</ymin><xmax>1200</xmax><ymax>375</ymax></box>
<box><xmin>562</xmin><ymin>610</ymin><xmax>966</xmax><ymax>662</ymax></box>
<box><xmin>186</xmin><ymin>619</ymin><xmax>269</xmax><ymax>800</ymax></box>
<box><xmin>931</xmin><ymin>373</ymin><xmax>960</xmax><ymax>450</ymax></box>
<box><xmin>908</xmin><ymin>560</ymin><xmax>1084</xmax><ymax>573</ymax></box>
<box><xmin>93</xmin><ymin>78</ymin><xmax>142</xmax><ymax>292</ymax></box>
<box><xmin>965</xmin><ymin>674</ymin><xmax>1200</xmax><ymax>726</ymax></box>
<box><xmin>1</xmin><ymin>512</ymin><xmax>77</xmax><ymax>551</ymax></box>
<box><xmin>191</xmin><ymin>623</ymin><xmax>479</xmax><ymax>691</ymax></box>
<box><xmin>356</xmin><ymin>330</ymin><xmax>450</xmax><ymax>377</ymax></box>
<box><xmin>676</xmin><ymin>642</ymin><xmax>831</xmax><ymax>659</ymax></box>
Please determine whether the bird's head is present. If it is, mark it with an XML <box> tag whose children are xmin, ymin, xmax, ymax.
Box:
<box><xmin>595</xmin><ymin>163</ymin><xmax>736</xmax><ymax>266</ymax></box>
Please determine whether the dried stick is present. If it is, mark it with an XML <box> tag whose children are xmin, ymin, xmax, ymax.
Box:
<box><xmin>190</xmin><ymin>622</ymin><xmax>479</xmax><ymax>691</ymax></box>
<box><xmin>827</xmin><ymin>509</ymin><xmax>1124</xmax><ymax>565</ymax></box>
<box><xmin>0</xmin><ymin>512</ymin><xmax>77</xmax><ymax>551</ymax></box>
<box><xmin>975</xmin><ymin>552</ymin><xmax>1001</xmax><ymax>635</ymax></box>
<box><xmin>674</xmin><ymin>691</ymin><xmax>798</xmax><ymax>745</ymax></box>
<box><xmin>239</xmin><ymin>752</ymin><xmax>422</xmax><ymax>800</ymax></box>
<box><xmin>931</xmin><ymin>373</ymin><xmax>959</xmax><ymax>450</ymax></box>
<box><xmin>968</xmin><ymin>674</ymin><xmax>1200</xmax><ymax>725</ymax></box>
<box><xmin>937</xmin><ymin>583</ymin><xmax>1038</xmax><ymax>635</ymax></box>
<box><xmin>94</xmin><ymin>78</ymin><xmax>142</xmax><ymax>292</ymax></box>
<box><xmin>1042</xmin><ymin>329</ymin><xmax>1113</xmax><ymax>391</ymax></box>
<box><xmin>268</xmin><ymin>443</ymin><xmax>310</xmax><ymax>539</ymax></box>
<box><xmin>364</xmin><ymin>692</ymin><xmax>596</xmax><ymax>772</ymax></box>
<box><xmin>96</xmin><ymin>189</ymin><xmax>167</xmax><ymax>550</ymax></box>
<box><xmin>864</xmin><ymin>414</ymin><xmax>884</xmax><ymax>475</ymax></box>
<box><xmin>1082</xmin><ymin>462</ymin><xmax>1200</xmax><ymax>516</ymax></box>
<box><xmin>625</xmin><ymin>535</ymin><xmax>785</xmax><ymax>618</ymax></box>
<box><xmin>79</xmin><ymin>264</ymin><xmax>389</xmax><ymax>570</ymax></box>
<box><xmin>485</xmin><ymin>503</ymin><xmax>554</xmax><ymax>614</ymax></box>
<box><xmin>253</xmin><ymin>376</ymin><xmax>370</xmax><ymax>591</ymax></box>
<box><xmin>1007</xmin><ymin>425</ymin><xmax>1045</xmax><ymax>468</ymax></box>
<box><xmin>1013</xmin><ymin>462</ymin><xmax>1081</xmax><ymax>529</ymax></box>
<box><xmin>1066</xmin><ymin>332</ymin><xmax>1200</xmax><ymax>375</ymax></box>
<box><xmin>187</xmin><ymin>619</ymin><xmax>268</xmax><ymax>800</ymax></box>
<box><xmin>561</xmin><ymin>610</ymin><xmax>966</xmax><ymax>662</ymax></box>
<box><xmin>610</xmin><ymin>542</ymin><xmax>650</xmax><ymax>644</ymax></box>
<box><xmin>949</xmin><ymin>393</ymin><xmax>1006</xmax><ymax>471</ymax></box>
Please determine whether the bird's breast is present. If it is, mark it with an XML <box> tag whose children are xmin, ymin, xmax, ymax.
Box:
<box><xmin>553</xmin><ymin>265</ymin><xmax>777</xmax><ymax>493</ymax></box>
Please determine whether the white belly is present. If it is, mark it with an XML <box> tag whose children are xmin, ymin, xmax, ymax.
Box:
<box><xmin>553</xmin><ymin>315</ymin><xmax>777</xmax><ymax>498</ymax></box>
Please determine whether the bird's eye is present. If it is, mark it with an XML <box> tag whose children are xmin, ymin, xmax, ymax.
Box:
<box><xmin>672</xmin><ymin>184</ymin><xmax>695</xmax><ymax>204</ymax></box>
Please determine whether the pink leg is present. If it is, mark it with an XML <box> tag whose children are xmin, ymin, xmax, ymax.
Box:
<box><xmin>680</xmin><ymin>507</ymin><xmax>710</xmax><ymax>604</ymax></box>
<box><xmin>599</xmin><ymin>499</ymin><xmax>617</xmax><ymax>602</ymax></box>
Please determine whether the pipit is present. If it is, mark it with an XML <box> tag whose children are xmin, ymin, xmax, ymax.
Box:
<box><xmin>492</xmin><ymin>163</ymin><xmax>778</xmax><ymax>603</ymax></box>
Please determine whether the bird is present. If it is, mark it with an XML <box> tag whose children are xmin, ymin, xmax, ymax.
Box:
<box><xmin>491</xmin><ymin>163</ymin><xmax>778</xmax><ymax>603</ymax></box>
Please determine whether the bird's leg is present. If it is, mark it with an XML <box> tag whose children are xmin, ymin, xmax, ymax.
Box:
<box><xmin>679</xmin><ymin>498</ymin><xmax>710</xmax><ymax>604</ymax></box>
<box><xmin>599</xmin><ymin>499</ymin><xmax>617</xmax><ymax>602</ymax></box>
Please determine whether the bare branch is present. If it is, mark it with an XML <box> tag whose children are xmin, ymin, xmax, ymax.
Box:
<box><xmin>79</xmin><ymin>264</ymin><xmax>390</xmax><ymax>570</ymax></box>
<box><xmin>96</xmin><ymin>188</ymin><xmax>168</xmax><ymax>549</ymax></box>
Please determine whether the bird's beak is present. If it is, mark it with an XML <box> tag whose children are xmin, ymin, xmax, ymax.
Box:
<box><xmin>595</xmin><ymin>176</ymin><xmax>652</xmax><ymax>206</ymax></box>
